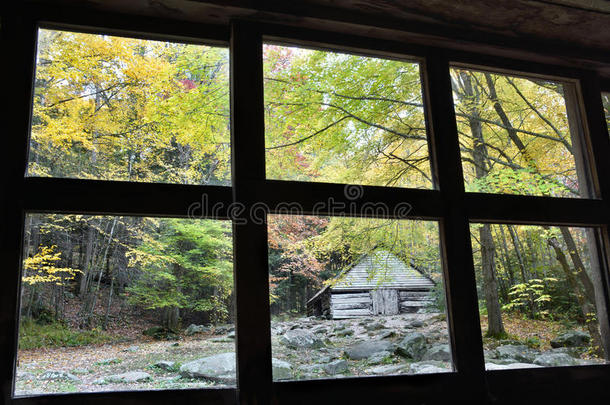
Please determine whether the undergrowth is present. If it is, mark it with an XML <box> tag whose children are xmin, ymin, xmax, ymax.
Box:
<box><xmin>18</xmin><ymin>318</ymin><xmax>113</xmax><ymax>350</ymax></box>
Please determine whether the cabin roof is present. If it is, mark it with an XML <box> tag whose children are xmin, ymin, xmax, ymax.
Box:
<box><xmin>308</xmin><ymin>250</ymin><xmax>434</xmax><ymax>304</ymax></box>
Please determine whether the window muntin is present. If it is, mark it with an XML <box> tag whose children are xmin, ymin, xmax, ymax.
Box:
<box><xmin>27</xmin><ymin>29</ymin><xmax>231</xmax><ymax>186</ymax></box>
<box><xmin>264</xmin><ymin>44</ymin><xmax>433</xmax><ymax>189</ymax></box>
<box><xmin>470</xmin><ymin>223</ymin><xmax>608</xmax><ymax>370</ymax></box>
<box><xmin>268</xmin><ymin>214</ymin><xmax>451</xmax><ymax>380</ymax></box>
<box><xmin>15</xmin><ymin>213</ymin><xmax>235</xmax><ymax>396</ymax></box>
<box><xmin>452</xmin><ymin>68</ymin><xmax>592</xmax><ymax>198</ymax></box>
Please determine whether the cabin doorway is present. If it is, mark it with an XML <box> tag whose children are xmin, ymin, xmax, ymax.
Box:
<box><xmin>371</xmin><ymin>289</ymin><xmax>399</xmax><ymax>315</ymax></box>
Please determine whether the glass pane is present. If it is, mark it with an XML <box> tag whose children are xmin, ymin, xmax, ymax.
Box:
<box><xmin>268</xmin><ymin>215</ymin><xmax>451</xmax><ymax>381</ymax></box>
<box><xmin>28</xmin><ymin>29</ymin><xmax>231</xmax><ymax>185</ymax></box>
<box><xmin>470</xmin><ymin>223</ymin><xmax>609</xmax><ymax>370</ymax></box>
<box><xmin>16</xmin><ymin>214</ymin><xmax>235</xmax><ymax>396</ymax></box>
<box><xmin>264</xmin><ymin>44</ymin><xmax>432</xmax><ymax>189</ymax></box>
<box><xmin>452</xmin><ymin>68</ymin><xmax>591</xmax><ymax>198</ymax></box>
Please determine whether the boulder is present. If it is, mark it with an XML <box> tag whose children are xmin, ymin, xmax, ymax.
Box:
<box><xmin>422</xmin><ymin>344</ymin><xmax>452</xmax><ymax>362</ymax></box>
<box><xmin>122</xmin><ymin>345</ymin><xmax>139</xmax><ymax>353</ymax></box>
<box><xmin>495</xmin><ymin>345</ymin><xmax>538</xmax><ymax>363</ymax></box>
<box><xmin>550</xmin><ymin>331</ymin><xmax>590</xmax><ymax>348</ymax></box>
<box><xmin>364</xmin><ymin>322</ymin><xmax>386</xmax><ymax>331</ymax></box>
<box><xmin>335</xmin><ymin>328</ymin><xmax>354</xmax><ymax>337</ymax></box>
<box><xmin>280</xmin><ymin>329</ymin><xmax>324</xmax><ymax>349</ymax></box>
<box><xmin>366</xmin><ymin>364</ymin><xmax>408</xmax><ymax>375</ymax></box>
<box><xmin>366</xmin><ymin>351</ymin><xmax>393</xmax><ymax>365</ymax></box>
<box><xmin>180</xmin><ymin>352</ymin><xmax>237</xmax><ymax>382</ymax></box>
<box><xmin>154</xmin><ymin>360</ymin><xmax>176</xmax><ymax>371</ymax></box>
<box><xmin>345</xmin><ymin>340</ymin><xmax>396</xmax><ymax>360</ymax></box>
<box><xmin>405</xmin><ymin>320</ymin><xmax>424</xmax><ymax>328</ymax></box>
<box><xmin>38</xmin><ymin>370</ymin><xmax>80</xmax><ymax>382</ymax></box>
<box><xmin>105</xmin><ymin>371</ymin><xmax>152</xmax><ymax>383</ymax></box>
<box><xmin>486</xmin><ymin>363</ymin><xmax>542</xmax><ymax>370</ymax></box>
<box><xmin>409</xmin><ymin>361</ymin><xmax>450</xmax><ymax>374</ymax></box>
<box><xmin>185</xmin><ymin>324</ymin><xmax>210</xmax><ymax>336</ymax></box>
<box><xmin>272</xmin><ymin>358</ymin><xmax>293</xmax><ymax>380</ymax></box>
<box><xmin>323</xmin><ymin>359</ymin><xmax>348</xmax><ymax>375</ymax></box>
<box><xmin>533</xmin><ymin>352</ymin><xmax>578</xmax><ymax>367</ymax></box>
<box><xmin>70</xmin><ymin>368</ymin><xmax>90</xmax><ymax>375</ymax></box>
<box><xmin>396</xmin><ymin>332</ymin><xmax>427</xmax><ymax>360</ymax></box>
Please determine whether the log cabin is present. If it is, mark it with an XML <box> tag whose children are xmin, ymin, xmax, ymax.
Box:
<box><xmin>307</xmin><ymin>250</ymin><xmax>435</xmax><ymax>319</ymax></box>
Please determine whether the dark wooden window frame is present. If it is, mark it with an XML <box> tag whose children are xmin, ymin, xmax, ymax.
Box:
<box><xmin>2</xmin><ymin>6</ymin><xmax>610</xmax><ymax>405</ymax></box>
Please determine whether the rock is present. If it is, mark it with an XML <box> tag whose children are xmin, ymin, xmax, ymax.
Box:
<box><xmin>123</xmin><ymin>345</ymin><xmax>139</xmax><ymax>352</ymax></box>
<box><xmin>486</xmin><ymin>357</ymin><xmax>519</xmax><ymax>365</ymax></box>
<box><xmin>486</xmin><ymin>363</ymin><xmax>542</xmax><ymax>370</ymax></box>
<box><xmin>422</xmin><ymin>344</ymin><xmax>452</xmax><ymax>362</ymax></box>
<box><xmin>16</xmin><ymin>371</ymin><xmax>36</xmax><ymax>380</ymax></box>
<box><xmin>272</xmin><ymin>358</ymin><xmax>293</xmax><ymax>380</ymax></box>
<box><xmin>405</xmin><ymin>320</ymin><xmax>425</xmax><ymax>328</ymax></box>
<box><xmin>312</xmin><ymin>326</ymin><xmax>329</xmax><ymax>335</ymax></box>
<box><xmin>227</xmin><ymin>331</ymin><xmax>236</xmax><ymax>339</ymax></box>
<box><xmin>324</xmin><ymin>359</ymin><xmax>348</xmax><ymax>375</ymax></box>
<box><xmin>366</xmin><ymin>364</ymin><xmax>408</xmax><ymax>375</ymax></box>
<box><xmin>551</xmin><ymin>331</ymin><xmax>590</xmax><ymax>348</ymax></box>
<box><xmin>39</xmin><ymin>370</ymin><xmax>80</xmax><ymax>382</ymax></box>
<box><xmin>143</xmin><ymin>326</ymin><xmax>178</xmax><ymax>340</ymax></box>
<box><xmin>335</xmin><ymin>328</ymin><xmax>354</xmax><ymax>337</ymax></box>
<box><xmin>366</xmin><ymin>351</ymin><xmax>393</xmax><ymax>365</ymax></box>
<box><xmin>495</xmin><ymin>345</ymin><xmax>538</xmax><ymax>363</ymax></box>
<box><xmin>378</xmin><ymin>330</ymin><xmax>396</xmax><ymax>340</ymax></box>
<box><xmin>180</xmin><ymin>352</ymin><xmax>236</xmax><ymax>382</ymax></box>
<box><xmin>185</xmin><ymin>324</ymin><xmax>210</xmax><ymax>336</ymax></box>
<box><xmin>71</xmin><ymin>368</ymin><xmax>90</xmax><ymax>375</ymax></box>
<box><xmin>106</xmin><ymin>371</ymin><xmax>152</xmax><ymax>383</ymax></box>
<box><xmin>364</xmin><ymin>322</ymin><xmax>386</xmax><ymax>331</ymax></box>
<box><xmin>396</xmin><ymin>332</ymin><xmax>427</xmax><ymax>360</ymax></box>
<box><xmin>280</xmin><ymin>329</ymin><xmax>324</xmax><ymax>349</ymax></box>
<box><xmin>547</xmin><ymin>347</ymin><xmax>581</xmax><ymax>358</ymax></box>
<box><xmin>297</xmin><ymin>364</ymin><xmax>324</xmax><ymax>374</ymax></box>
<box><xmin>409</xmin><ymin>361</ymin><xmax>450</xmax><ymax>374</ymax></box>
<box><xmin>345</xmin><ymin>340</ymin><xmax>396</xmax><ymax>360</ymax></box>
<box><xmin>154</xmin><ymin>360</ymin><xmax>176</xmax><ymax>371</ymax></box>
<box><xmin>533</xmin><ymin>352</ymin><xmax>579</xmax><ymax>367</ymax></box>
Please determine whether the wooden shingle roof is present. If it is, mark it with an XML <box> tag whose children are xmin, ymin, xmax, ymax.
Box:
<box><xmin>331</xmin><ymin>250</ymin><xmax>434</xmax><ymax>291</ymax></box>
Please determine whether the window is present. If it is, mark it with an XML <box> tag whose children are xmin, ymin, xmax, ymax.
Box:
<box><xmin>2</xmin><ymin>8</ymin><xmax>610</xmax><ymax>405</ymax></box>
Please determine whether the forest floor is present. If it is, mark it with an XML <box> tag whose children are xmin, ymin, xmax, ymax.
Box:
<box><xmin>13</xmin><ymin>311</ymin><xmax>605</xmax><ymax>396</ymax></box>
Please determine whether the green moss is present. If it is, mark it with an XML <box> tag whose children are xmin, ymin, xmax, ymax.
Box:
<box><xmin>18</xmin><ymin>318</ymin><xmax>113</xmax><ymax>350</ymax></box>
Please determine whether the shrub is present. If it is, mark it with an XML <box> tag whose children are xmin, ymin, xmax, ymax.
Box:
<box><xmin>18</xmin><ymin>318</ymin><xmax>112</xmax><ymax>350</ymax></box>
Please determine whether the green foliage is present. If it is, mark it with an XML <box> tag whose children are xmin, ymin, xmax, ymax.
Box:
<box><xmin>126</xmin><ymin>219</ymin><xmax>233</xmax><ymax>324</ymax></box>
<box><xmin>502</xmin><ymin>277</ymin><xmax>558</xmax><ymax>319</ymax></box>
<box><xmin>18</xmin><ymin>318</ymin><xmax>112</xmax><ymax>350</ymax></box>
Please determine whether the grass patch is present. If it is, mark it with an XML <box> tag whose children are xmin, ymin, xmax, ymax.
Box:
<box><xmin>18</xmin><ymin>318</ymin><xmax>113</xmax><ymax>350</ymax></box>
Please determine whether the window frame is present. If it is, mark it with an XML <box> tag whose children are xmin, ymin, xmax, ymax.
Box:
<box><xmin>2</xmin><ymin>6</ymin><xmax>610</xmax><ymax>405</ymax></box>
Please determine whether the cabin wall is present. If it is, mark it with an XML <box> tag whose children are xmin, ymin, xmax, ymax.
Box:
<box><xmin>329</xmin><ymin>287</ymin><xmax>435</xmax><ymax>319</ymax></box>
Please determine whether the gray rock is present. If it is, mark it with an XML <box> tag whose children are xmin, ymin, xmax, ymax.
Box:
<box><xmin>533</xmin><ymin>352</ymin><xmax>579</xmax><ymax>367</ymax></box>
<box><xmin>324</xmin><ymin>359</ymin><xmax>348</xmax><ymax>375</ymax></box>
<box><xmin>409</xmin><ymin>361</ymin><xmax>450</xmax><ymax>374</ymax></box>
<box><xmin>272</xmin><ymin>358</ymin><xmax>293</xmax><ymax>380</ymax></box>
<box><xmin>335</xmin><ymin>328</ymin><xmax>354</xmax><ymax>337</ymax></box>
<box><xmin>345</xmin><ymin>340</ymin><xmax>396</xmax><ymax>360</ymax></box>
<box><xmin>312</xmin><ymin>326</ymin><xmax>329</xmax><ymax>335</ymax></box>
<box><xmin>366</xmin><ymin>351</ymin><xmax>393</xmax><ymax>365</ymax></box>
<box><xmin>396</xmin><ymin>332</ymin><xmax>427</xmax><ymax>360</ymax></box>
<box><xmin>366</xmin><ymin>364</ymin><xmax>408</xmax><ymax>375</ymax></box>
<box><xmin>16</xmin><ymin>370</ymin><xmax>36</xmax><ymax>380</ymax></box>
<box><xmin>365</xmin><ymin>322</ymin><xmax>386</xmax><ymax>331</ymax></box>
<box><xmin>280</xmin><ymin>329</ymin><xmax>324</xmax><ymax>349</ymax></box>
<box><xmin>495</xmin><ymin>345</ymin><xmax>538</xmax><ymax>363</ymax></box>
<box><xmin>123</xmin><ymin>345</ymin><xmax>139</xmax><ymax>353</ymax></box>
<box><xmin>180</xmin><ymin>352</ymin><xmax>237</xmax><ymax>382</ymax></box>
<box><xmin>486</xmin><ymin>357</ymin><xmax>519</xmax><ymax>365</ymax></box>
<box><xmin>105</xmin><ymin>371</ymin><xmax>152</xmax><ymax>383</ymax></box>
<box><xmin>39</xmin><ymin>370</ymin><xmax>80</xmax><ymax>382</ymax></box>
<box><xmin>227</xmin><ymin>331</ymin><xmax>236</xmax><ymax>339</ymax></box>
<box><xmin>154</xmin><ymin>360</ymin><xmax>176</xmax><ymax>371</ymax></box>
<box><xmin>422</xmin><ymin>344</ymin><xmax>452</xmax><ymax>362</ymax></box>
<box><xmin>185</xmin><ymin>324</ymin><xmax>210</xmax><ymax>336</ymax></box>
<box><xmin>70</xmin><ymin>368</ymin><xmax>90</xmax><ymax>375</ymax></box>
<box><xmin>297</xmin><ymin>364</ymin><xmax>324</xmax><ymax>374</ymax></box>
<box><xmin>406</xmin><ymin>320</ymin><xmax>425</xmax><ymax>328</ymax></box>
<box><xmin>486</xmin><ymin>363</ymin><xmax>542</xmax><ymax>370</ymax></box>
<box><xmin>551</xmin><ymin>331</ymin><xmax>590</xmax><ymax>348</ymax></box>
<box><xmin>378</xmin><ymin>330</ymin><xmax>396</xmax><ymax>340</ymax></box>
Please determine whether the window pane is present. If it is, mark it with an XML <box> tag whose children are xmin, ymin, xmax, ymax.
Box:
<box><xmin>264</xmin><ymin>45</ymin><xmax>432</xmax><ymax>189</ymax></box>
<box><xmin>452</xmin><ymin>68</ymin><xmax>591</xmax><ymax>198</ymax></box>
<box><xmin>16</xmin><ymin>214</ymin><xmax>235</xmax><ymax>396</ymax></box>
<box><xmin>268</xmin><ymin>215</ymin><xmax>451</xmax><ymax>380</ymax></box>
<box><xmin>470</xmin><ymin>223</ymin><xmax>609</xmax><ymax>370</ymax></box>
<box><xmin>28</xmin><ymin>29</ymin><xmax>231</xmax><ymax>185</ymax></box>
